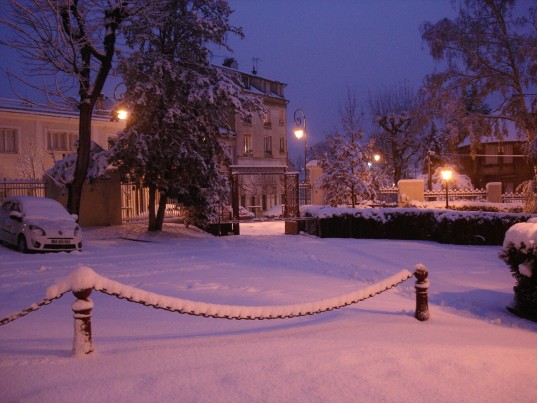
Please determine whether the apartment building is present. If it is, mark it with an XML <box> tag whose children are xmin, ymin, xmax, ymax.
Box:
<box><xmin>0</xmin><ymin>98</ymin><xmax>123</xmax><ymax>179</ymax></box>
<box><xmin>222</xmin><ymin>60</ymin><xmax>289</xmax><ymax>214</ymax></box>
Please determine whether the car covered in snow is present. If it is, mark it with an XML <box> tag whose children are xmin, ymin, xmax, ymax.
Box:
<box><xmin>0</xmin><ymin>196</ymin><xmax>82</xmax><ymax>253</ymax></box>
<box><xmin>221</xmin><ymin>206</ymin><xmax>255</xmax><ymax>220</ymax></box>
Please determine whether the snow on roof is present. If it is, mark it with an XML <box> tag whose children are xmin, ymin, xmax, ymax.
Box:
<box><xmin>0</xmin><ymin>97</ymin><xmax>114</xmax><ymax>121</ymax></box>
<box><xmin>458</xmin><ymin>123</ymin><xmax>525</xmax><ymax>147</ymax></box>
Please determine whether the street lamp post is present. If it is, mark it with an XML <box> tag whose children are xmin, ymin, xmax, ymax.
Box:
<box><xmin>293</xmin><ymin>109</ymin><xmax>307</xmax><ymax>184</ymax></box>
<box><xmin>440</xmin><ymin>168</ymin><xmax>453</xmax><ymax>209</ymax></box>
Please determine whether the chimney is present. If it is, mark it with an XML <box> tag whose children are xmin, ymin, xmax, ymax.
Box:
<box><xmin>223</xmin><ymin>57</ymin><xmax>239</xmax><ymax>69</ymax></box>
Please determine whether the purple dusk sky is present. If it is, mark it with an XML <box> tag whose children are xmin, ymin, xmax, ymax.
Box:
<box><xmin>220</xmin><ymin>0</ymin><xmax>458</xmax><ymax>156</ymax></box>
<box><xmin>0</xmin><ymin>1</ymin><xmax>455</xmax><ymax>153</ymax></box>
<box><xmin>0</xmin><ymin>1</ymin><xmax>533</xmax><ymax>159</ymax></box>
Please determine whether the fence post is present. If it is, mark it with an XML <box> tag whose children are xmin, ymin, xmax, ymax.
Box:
<box><xmin>414</xmin><ymin>264</ymin><xmax>430</xmax><ymax>321</ymax></box>
<box><xmin>72</xmin><ymin>288</ymin><xmax>94</xmax><ymax>356</ymax></box>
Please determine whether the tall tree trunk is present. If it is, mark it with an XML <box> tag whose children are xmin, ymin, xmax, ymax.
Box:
<box><xmin>68</xmin><ymin>102</ymin><xmax>93</xmax><ymax>216</ymax></box>
<box><xmin>155</xmin><ymin>194</ymin><xmax>168</xmax><ymax>231</ymax></box>
<box><xmin>148</xmin><ymin>185</ymin><xmax>157</xmax><ymax>231</ymax></box>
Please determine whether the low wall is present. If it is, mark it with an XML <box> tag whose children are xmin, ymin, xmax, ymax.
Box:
<box><xmin>46</xmin><ymin>171</ymin><xmax>122</xmax><ymax>226</ymax></box>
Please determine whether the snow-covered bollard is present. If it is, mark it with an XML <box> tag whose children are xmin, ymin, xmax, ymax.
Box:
<box><xmin>414</xmin><ymin>264</ymin><xmax>429</xmax><ymax>321</ymax></box>
<box><xmin>72</xmin><ymin>289</ymin><xmax>94</xmax><ymax>356</ymax></box>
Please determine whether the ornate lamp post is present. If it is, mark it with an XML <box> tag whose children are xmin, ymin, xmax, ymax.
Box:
<box><xmin>293</xmin><ymin>109</ymin><xmax>307</xmax><ymax>184</ymax></box>
<box><xmin>440</xmin><ymin>168</ymin><xmax>453</xmax><ymax>209</ymax></box>
<box><xmin>112</xmin><ymin>82</ymin><xmax>129</xmax><ymax>121</ymax></box>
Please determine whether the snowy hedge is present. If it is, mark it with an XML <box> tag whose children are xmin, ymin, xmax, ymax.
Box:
<box><xmin>302</xmin><ymin>206</ymin><xmax>534</xmax><ymax>246</ymax></box>
<box><xmin>499</xmin><ymin>219</ymin><xmax>537</xmax><ymax>321</ymax></box>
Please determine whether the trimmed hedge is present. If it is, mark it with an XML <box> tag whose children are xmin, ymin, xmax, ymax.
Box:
<box><xmin>304</xmin><ymin>208</ymin><xmax>534</xmax><ymax>246</ymax></box>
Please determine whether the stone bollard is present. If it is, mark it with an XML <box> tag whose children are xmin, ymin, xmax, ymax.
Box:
<box><xmin>72</xmin><ymin>288</ymin><xmax>94</xmax><ymax>356</ymax></box>
<box><xmin>414</xmin><ymin>264</ymin><xmax>430</xmax><ymax>321</ymax></box>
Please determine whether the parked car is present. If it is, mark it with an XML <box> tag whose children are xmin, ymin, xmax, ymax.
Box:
<box><xmin>0</xmin><ymin>196</ymin><xmax>82</xmax><ymax>253</ymax></box>
<box><xmin>221</xmin><ymin>206</ymin><xmax>255</xmax><ymax>220</ymax></box>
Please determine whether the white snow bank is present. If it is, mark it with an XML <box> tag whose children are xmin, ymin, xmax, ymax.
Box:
<box><xmin>503</xmin><ymin>221</ymin><xmax>537</xmax><ymax>252</ymax></box>
<box><xmin>46</xmin><ymin>266</ymin><xmax>414</xmax><ymax>319</ymax></box>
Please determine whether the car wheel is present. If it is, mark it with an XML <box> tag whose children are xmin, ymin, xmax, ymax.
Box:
<box><xmin>17</xmin><ymin>235</ymin><xmax>28</xmax><ymax>253</ymax></box>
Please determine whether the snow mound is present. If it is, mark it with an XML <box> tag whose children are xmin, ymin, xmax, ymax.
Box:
<box><xmin>503</xmin><ymin>221</ymin><xmax>537</xmax><ymax>251</ymax></box>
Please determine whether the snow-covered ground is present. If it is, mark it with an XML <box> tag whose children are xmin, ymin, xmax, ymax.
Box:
<box><xmin>0</xmin><ymin>221</ymin><xmax>536</xmax><ymax>402</ymax></box>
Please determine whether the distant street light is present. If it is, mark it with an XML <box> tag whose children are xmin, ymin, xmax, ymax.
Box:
<box><xmin>374</xmin><ymin>154</ymin><xmax>381</xmax><ymax>162</ymax></box>
<box><xmin>440</xmin><ymin>168</ymin><xmax>453</xmax><ymax>209</ymax></box>
<box><xmin>293</xmin><ymin>109</ymin><xmax>307</xmax><ymax>183</ymax></box>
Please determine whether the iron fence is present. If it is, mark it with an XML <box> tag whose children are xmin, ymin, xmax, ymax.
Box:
<box><xmin>0</xmin><ymin>179</ymin><xmax>47</xmax><ymax>202</ymax></box>
<box><xmin>120</xmin><ymin>183</ymin><xmax>183</xmax><ymax>222</ymax></box>
<box><xmin>378</xmin><ymin>186</ymin><xmax>526</xmax><ymax>204</ymax></box>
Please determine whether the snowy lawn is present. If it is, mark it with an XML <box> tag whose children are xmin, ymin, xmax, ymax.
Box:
<box><xmin>0</xmin><ymin>221</ymin><xmax>535</xmax><ymax>402</ymax></box>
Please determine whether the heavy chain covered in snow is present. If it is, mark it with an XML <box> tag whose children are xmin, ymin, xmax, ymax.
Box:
<box><xmin>0</xmin><ymin>267</ymin><xmax>417</xmax><ymax>324</ymax></box>
<box><xmin>0</xmin><ymin>295</ymin><xmax>64</xmax><ymax>325</ymax></box>
<box><xmin>97</xmin><ymin>271</ymin><xmax>414</xmax><ymax>320</ymax></box>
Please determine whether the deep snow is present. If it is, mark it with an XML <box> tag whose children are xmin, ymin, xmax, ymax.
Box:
<box><xmin>0</xmin><ymin>221</ymin><xmax>536</xmax><ymax>402</ymax></box>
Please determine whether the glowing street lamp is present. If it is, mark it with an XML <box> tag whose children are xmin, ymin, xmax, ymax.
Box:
<box><xmin>116</xmin><ymin>109</ymin><xmax>128</xmax><ymax>120</ymax></box>
<box><xmin>293</xmin><ymin>109</ymin><xmax>307</xmax><ymax>183</ymax></box>
<box><xmin>440</xmin><ymin>168</ymin><xmax>453</xmax><ymax>209</ymax></box>
<box><xmin>374</xmin><ymin>154</ymin><xmax>381</xmax><ymax>162</ymax></box>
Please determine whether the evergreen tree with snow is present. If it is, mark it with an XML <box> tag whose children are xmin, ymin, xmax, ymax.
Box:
<box><xmin>109</xmin><ymin>0</ymin><xmax>264</xmax><ymax>231</ymax></box>
<box><xmin>318</xmin><ymin>90</ymin><xmax>387</xmax><ymax>207</ymax></box>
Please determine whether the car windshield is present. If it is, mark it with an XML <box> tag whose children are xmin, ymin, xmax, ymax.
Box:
<box><xmin>20</xmin><ymin>199</ymin><xmax>74</xmax><ymax>221</ymax></box>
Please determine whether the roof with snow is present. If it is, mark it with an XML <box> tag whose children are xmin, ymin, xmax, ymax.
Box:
<box><xmin>0</xmin><ymin>97</ymin><xmax>116</xmax><ymax>121</ymax></box>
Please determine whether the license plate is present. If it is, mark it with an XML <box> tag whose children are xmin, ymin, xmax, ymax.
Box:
<box><xmin>51</xmin><ymin>239</ymin><xmax>70</xmax><ymax>244</ymax></box>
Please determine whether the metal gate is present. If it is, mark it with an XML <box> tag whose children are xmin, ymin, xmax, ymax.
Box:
<box><xmin>229</xmin><ymin>165</ymin><xmax>299</xmax><ymax>234</ymax></box>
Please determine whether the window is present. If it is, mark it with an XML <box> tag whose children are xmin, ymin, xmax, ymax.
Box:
<box><xmin>48</xmin><ymin>131</ymin><xmax>78</xmax><ymax>151</ymax></box>
<box><xmin>0</xmin><ymin>128</ymin><xmax>17</xmax><ymax>153</ymax></box>
<box><xmin>243</xmin><ymin>115</ymin><xmax>252</xmax><ymax>126</ymax></box>
<box><xmin>279</xmin><ymin>137</ymin><xmax>286</xmax><ymax>153</ymax></box>
<box><xmin>484</xmin><ymin>144</ymin><xmax>498</xmax><ymax>165</ymax></box>
<box><xmin>278</xmin><ymin>109</ymin><xmax>285</xmax><ymax>126</ymax></box>
<box><xmin>264</xmin><ymin>136</ymin><xmax>272</xmax><ymax>155</ymax></box>
<box><xmin>243</xmin><ymin>134</ymin><xmax>252</xmax><ymax>155</ymax></box>
<box><xmin>503</xmin><ymin>144</ymin><xmax>513</xmax><ymax>164</ymax></box>
<box><xmin>263</xmin><ymin>110</ymin><xmax>271</xmax><ymax>128</ymax></box>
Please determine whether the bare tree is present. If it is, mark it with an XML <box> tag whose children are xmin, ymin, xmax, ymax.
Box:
<box><xmin>421</xmin><ymin>0</ymin><xmax>536</xmax><ymax>157</ymax></box>
<box><xmin>16</xmin><ymin>137</ymin><xmax>44</xmax><ymax>179</ymax></box>
<box><xmin>0</xmin><ymin>0</ymin><xmax>138</xmax><ymax>215</ymax></box>
<box><xmin>369</xmin><ymin>82</ymin><xmax>425</xmax><ymax>184</ymax></box>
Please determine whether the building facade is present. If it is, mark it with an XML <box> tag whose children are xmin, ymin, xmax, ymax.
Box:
<box><xmin>222</xmin><ymin>62</ymin><xmax>289</xmax><ymax>214</ymax></box>
<box><xmin>457</xmin><ymin>138</ymin><xmax>534</xmax><ymax>192</ymax></box>
<box><xmin>0</xmin><ymin>98</ymin><xmax>123</xmax><ymax>179</ymax></box>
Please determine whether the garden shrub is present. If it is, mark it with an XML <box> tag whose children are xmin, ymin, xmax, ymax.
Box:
<box><xmin>499</xmin><ymin>222</ymin><xmax>537</xmax><ymax>322</ymax></box>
